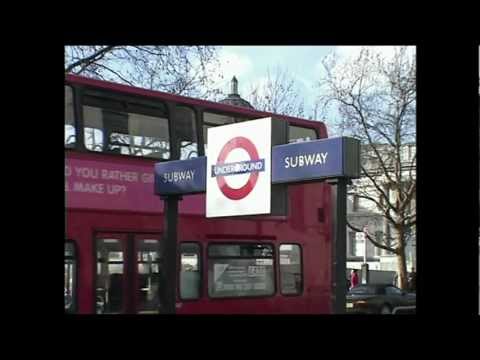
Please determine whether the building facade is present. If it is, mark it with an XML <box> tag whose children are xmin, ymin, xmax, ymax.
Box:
<box><xmin>346</xmin><ymin>143</ymin><xmax>416</xmax><ymax>276</ymax></box>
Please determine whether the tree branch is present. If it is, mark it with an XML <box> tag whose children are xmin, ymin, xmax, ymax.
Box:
<box><xmin>65</xmin><ymin>46</ymin><xmax>116</xmax><ymax>73</ymax></box>
<box><xmin>346</xmin><ymin>220</ymin><xmax>396</xmax><ymax>253</ymax></box>
<box><xmin>360</xmin><ymin>165</ymin><xmax>397</xmax><ymax>213</ymax></box>
<box><xmin>93</xmin><ymin>62</ymin><xmax>136</xmax><ymax>86</ymax></box>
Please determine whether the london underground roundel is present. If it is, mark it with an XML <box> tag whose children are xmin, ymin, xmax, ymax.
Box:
<box><xmin>214</xmin><ymin>136</ymin><xmax>264</xmax><ymax>200</ymax></box>
<box><xmin>206</xmin><ymin>118</ymin><xmax>272</xmax><ymax>218</ymax></box>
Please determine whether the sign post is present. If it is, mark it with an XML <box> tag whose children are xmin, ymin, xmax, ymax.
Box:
<box><xmin>161</xmin><ymin>194</ymin><xmax>180</xmax><ymax>314</ymax></box>
<box><xmin>327</xmin><ymin>178</ymin><xmax>348</xmax><ymax>314</ymax></box>
<box><xmin>160</xmin><ymin>102</ymin><xmax>180</xmax><ymax>315</ymax></box>
<box><xmin>154</xmin><ymin>118</ymin><xmax>360</xmax><ymax>314</ymax></box>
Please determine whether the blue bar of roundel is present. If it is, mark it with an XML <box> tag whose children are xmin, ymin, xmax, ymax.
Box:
<box><xmin>211</xmin><ymin>159</ymin><xmax>265</xmax><ymax>177</ymax></box>
<box><xmin>154</xmin><ymin>156</ymin><xmax>206</xmax><ymax>195</ymax></box>
<box><xmin>271</xmin><ymin>138</ymin><xmax>344</xmax><ymax>183</ymax></box>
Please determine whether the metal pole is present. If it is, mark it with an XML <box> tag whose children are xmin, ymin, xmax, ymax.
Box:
<box><xmin>161</xmin><ymin>194</ymin><xmax>181</xmax><ymax>314</ymax></box>
<box><xmin>328</xmin><ymin>178</ymin><xmax>347</xmax><ymax>314</ymax></box>
<box><xmin>161</xmin><ymin>102</ymin><xmax>181</xmax><ymax>315</ymax></box>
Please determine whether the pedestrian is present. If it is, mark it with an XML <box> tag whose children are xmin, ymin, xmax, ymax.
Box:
<box><xmin>350</xmin><ymin>269</ymin><xmax>359</xmax><ymax>289</ymax></box>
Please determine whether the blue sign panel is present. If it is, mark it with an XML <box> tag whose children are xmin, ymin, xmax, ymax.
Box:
<box><xmin>154</xmin><ymin>157</ymin><xmax>206</xmax><ymax>195</ymax></box>
<box><xmin>271</xmin><ymin>137</ymin><xmax>360</xmax><ymax>184</ymax></box>
<box><xmin>154</xmin><ymin>137</ymin><xmax>360</xmax><ymax>195</ymax></box>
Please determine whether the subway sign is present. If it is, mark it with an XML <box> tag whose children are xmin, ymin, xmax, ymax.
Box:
<box><xmin>154</xmin><ymin>157</ymin><xmax>206</xmax><ymax>196</ymax></box>
<box><xmin>271</xmin><ymin>137</ymin><xmax>360</xmax><ymax>183</ymax></box>
<box><xmin>154</xmin><ymin>118</ymin><xmax>360</xmax><ymax>217</ymax></box>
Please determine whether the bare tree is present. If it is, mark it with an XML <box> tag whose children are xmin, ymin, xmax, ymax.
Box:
<box><xmin>317</xmin><ymin>47</ymin><xmax>416</xmax><ymax>289</ymax></box>
<box><xmin>66</xmin><ymin>46</ymin><xmax>225</xmax><ymax>159</ymax></box>
<box><xmin>65</xmin><ymin>46</ymin><xmax>224</xmax><ymax>100</ymax></box>
<box><xmin>246</xmin><ymin>66</ymin><xmax>305</xmax><ymax>118</ymax></box>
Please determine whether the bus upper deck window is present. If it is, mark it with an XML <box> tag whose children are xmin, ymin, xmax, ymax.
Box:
<box><xmin>202</xmin><ymin>112</ymin><xmax>248</xmax><ymax>152</ymax></box>
<box><xmin>176</xmin><ymin>106</ymin><xmax>198</xmax><ymax>160</ymax></box>
<box><xmin>65</xmin><ymin>86</ymin><xmax>75</xmax><ymax>147</ymax></box>
<box><xmin>83</xmin><ymin>94</ymin><xmax>170</xmax><ymax>159</ymax></box>
<box><xmin>289</xmin><ymin>125</ymin><xmax>317</xmax><ymax>143</ymax></box>
<box><xmin>64</xmin><ymin>241</ymin><xmax>77</xmax><ymax>313</ymax></box>
<box><xmin>127</xmin><ymin>112</ymin><xmax>170</xmax><ymax>159</ymax></box>
<box><xmin>83</xmin><ymin>105</ymin><xmax>104</xmax><ymax>152</ymax></box>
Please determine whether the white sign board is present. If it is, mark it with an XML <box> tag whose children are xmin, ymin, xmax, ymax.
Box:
<box><xmin>355</xmin><ymin>232</ymin><xmax>366</xmax><ymax>257</ymax></box>
<box><xmin>206</xmin><ymin>118</ymin><xmax>272</xmax><ymax>218</ymax></box>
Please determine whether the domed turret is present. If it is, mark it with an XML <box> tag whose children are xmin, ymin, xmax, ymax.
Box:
<box><xmin>218</xmin><ymin>76</ymin><xmax>254</xmax><ymax>109</ymax></box>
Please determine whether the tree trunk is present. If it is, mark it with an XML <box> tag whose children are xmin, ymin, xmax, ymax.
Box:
<box><xmin>396</xmin><ymin>248</ymin><xmax>408</xmax><ymax>290</ymax></box>
<box><xmin>393</xmin><ymin>224</ymin><xmax>408</xmax><ymax>290</ymax></box>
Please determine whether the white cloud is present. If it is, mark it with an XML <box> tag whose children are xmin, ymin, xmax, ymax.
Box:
<box><xmin>296</xmin><ymin>74</ymin><xmax>315</xmax><ymax>91</ymax></box>
<box><xmin>218</xmin><ymin>50</ymin><xmax>253</xmax><ymax>79</ymax></box>
<box><xmin>314</xmin><ymin>59</ymin><xmax>327</xmax><ymax>78</ymax></box>
<box><xmin>241</xmin><ymin>76</ymin><xmax>269</xmax><ymax>98</ymax></box>
<box><xmin>335</xmin><ymin>45</ymin><xmax>415</xmax><ymax>61</ymax></box>
<box><xmin>313</xmin><ymin>46</ymin><xmax>416</xmax><ymax>81</ymax></box>
<box><xmin>241</xmin><ymin>74</ymin><xmax>309</xmax><ymax>102</ymax></box>
<box><xmin>202</xmin><ymin>49</ymin><xmax>254</xmax><ymax>95</ymax></box>
<box><xmin>335</xmin><ymin>45</ymin><xmax>368</xmax><ymax>59</ymax></box>
<box><xmin>216</xmin><ymin>50</ymin><xmax>254</xmax><ymax>90</ymax></box>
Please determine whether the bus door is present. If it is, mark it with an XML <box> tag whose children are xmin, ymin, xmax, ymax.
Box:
<box><xmin>133</xmin><ymin>234</ymin><xmax>164</xmax><ymax>314</ymax></box>
<box><xmin>95</xmin><ymin>232</ymin><xmax>164</xmax><ymax>314</ymax></box>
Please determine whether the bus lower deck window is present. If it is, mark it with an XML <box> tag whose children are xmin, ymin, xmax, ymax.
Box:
<box><xmin>207</xmin><ymin>244</ymin><xmax>275</xmax><ymax>298</ymax></box>
<box><xmin>64</xmin><ymin>241</ymin><xmax>77</xmax><ymax>313</ymax></box>
<box><xmin>179</xmin><ymin>243</ymin><xmax>201</xmax><ymax>300</ymax></box>
<box><xmin>279</xmin><ymin>244</ymin><xmax>303</xmax><ymax>295</ymax></box>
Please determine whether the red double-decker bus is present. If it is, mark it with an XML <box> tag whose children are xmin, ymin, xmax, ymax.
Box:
<box><xmin>65</xmin><ymin>74</ymin><xmax>335</xmax><ymax>314</ymax></box>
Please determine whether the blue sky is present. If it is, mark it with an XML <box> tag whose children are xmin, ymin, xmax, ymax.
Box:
<box><xmin>212</xmin><ymin>46</ymin><xmax>335</xmax><ymax>114</ymax></box>
<box><xmin>209</xmin><ymin>46</ymin><xmax>415</xmax><ymax>134</ymax></box>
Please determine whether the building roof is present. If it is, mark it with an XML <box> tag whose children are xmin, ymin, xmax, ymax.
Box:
<box><xmin>218</xmin><ymin>76</ymin><xmax>254</xmax><ymax>109</ymax></box>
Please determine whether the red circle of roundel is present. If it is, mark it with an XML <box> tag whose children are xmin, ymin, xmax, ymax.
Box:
<box><xmin>216</xmin><ymin>136</ymin><xmax>260</xmax><ymax>200</ymax></box>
